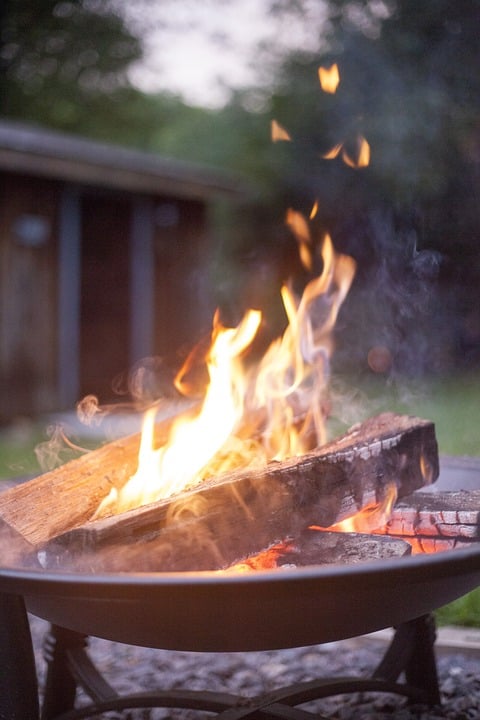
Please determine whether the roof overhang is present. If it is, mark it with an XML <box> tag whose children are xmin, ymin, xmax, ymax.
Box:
<box><xmin>0</xmin><ymin>120</ymin><xmax>245</xmax><ymax>202</ymax></box>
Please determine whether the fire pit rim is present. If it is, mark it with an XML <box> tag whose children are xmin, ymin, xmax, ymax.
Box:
<box><xmin>0</xmin><ymin>539</ymin><xmax>479</xmax><ymax>601</ymax></box>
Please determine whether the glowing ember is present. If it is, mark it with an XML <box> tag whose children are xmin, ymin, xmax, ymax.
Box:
<box><xmin>224</xmin><ymin>541</ymin><xmax>295</xmax><ymax>573</ymax></box>
<box><xmin>271</xmin><ymin>119</ymin><xmax>292</xmax><ymax>142</ymax></box>
<box><xmin>317</xmin><ymin>482</ymin><xmax>398</xmax><ymax>534</ymax></box>
<box><xmin>318</xmin><ymin>63</ymin><xmax>340</xmax><ymax>94</ymax></box>
<box><xmin>322</xmin><ymin>136</ymin><xmax>370</xmax><ymax>168</ymax></box>
<box><xmin>322</xmin><ymin>143</ymin><xmax>343</xmax><ymax>160</ymax></box>
<box><xmin>342</xmin><ymin>135</ymin><xmax>371</xmax><ymax>169</ymax></box>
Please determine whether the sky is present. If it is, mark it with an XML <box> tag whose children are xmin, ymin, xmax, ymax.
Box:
<box><xmin>121</xmin><ymin>0</ymin><xmax>328</xmax><ymax>108</ymax></box>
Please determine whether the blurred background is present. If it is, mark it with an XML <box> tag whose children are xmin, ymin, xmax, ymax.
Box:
<box><xmin>0</xmin><ymin>0</ymin><xmax>479</xmax><ymax>475</ymax></box>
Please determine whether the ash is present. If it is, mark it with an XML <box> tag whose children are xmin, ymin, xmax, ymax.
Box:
<box><xmin>29</xmin><ymin>615</ymin><xmax>480</xmax><ymax>719</ymax></box>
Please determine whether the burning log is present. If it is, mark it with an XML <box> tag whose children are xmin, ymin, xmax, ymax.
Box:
<box><xmin>375</xmin><ymin>491</ymin><xmax>480</xmax><ymax>552</ymax></box>
<box><xmin>227</xmin><ymin>530</ymin><xmax>412</xmax><ymax>572</ymax></box>
<box><xmin>405</xmin><ymin>537</ymin><xmax>475</xmax><ymax>554</ymax></box>
<box><xmin>35</xmin><ymin>412</ymin><xmax>438</xmax><ymax>573</ymax></box>
<box><xmin>45</xmin><ymin>529</ymin><xmax>412</xmax><ymax>574</ymax></box>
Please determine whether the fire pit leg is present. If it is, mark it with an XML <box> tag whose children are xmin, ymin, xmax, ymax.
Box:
<box><xmin>373</xmin><ymin>614</ymin><xmax>441</xmax><ymax>706</ymax></box>
<box><xmin>41</xmin><ymin>625</ymin><xmax>119</xmax><ymax>720</ymax></box>
<box><xmin>34</xmin><ymin>615</ymin><xmax>440</xmax><ymax>719</ymax></box>
<box><xmin>0</xmin><ymin>592</ymin><xmax>40</xmax><ymax>720</ymax></box>
<box><xmin>41</xmin><ymin>626</ymin><xmax>84</xmax><ymax>720</ymax></box>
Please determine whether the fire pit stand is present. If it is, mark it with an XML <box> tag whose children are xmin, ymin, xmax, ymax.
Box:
<box><xmin>1</xmin><ymin>592</ymin><xmax>440</xmax><ymax>720</ymax></box>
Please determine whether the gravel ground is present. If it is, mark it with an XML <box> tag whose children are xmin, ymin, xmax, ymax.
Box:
<box><xmin>28</xmin><ymin>614</ymin><xmax>480</xmax><ymax>720</ymax></box>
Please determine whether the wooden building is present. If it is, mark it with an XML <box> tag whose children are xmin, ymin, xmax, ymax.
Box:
<box><xmin>0</xmin><ymin>120</ymin><xmax>242</xmax><ymax>421</ymax></box>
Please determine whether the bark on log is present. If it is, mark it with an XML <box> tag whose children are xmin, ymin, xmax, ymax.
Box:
<box><xmin>38</xmin><ymin>413</ymin><xmax>438</xmax><ymax>573</ymax></box>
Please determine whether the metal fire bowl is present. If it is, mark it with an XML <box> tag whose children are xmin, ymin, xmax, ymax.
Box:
<box><xmin>1</xmin><ymin>456</ymin><xmax>479</xmax><ymax>653</ymax></box>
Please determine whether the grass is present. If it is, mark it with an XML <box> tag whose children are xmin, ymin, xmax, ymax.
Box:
<box><xmin>436</xmin><ymin>590</ymin><xmax>480</xmax><ymax>627</ymax></box>
<box><xmin>0</xmin><ymin>420</ymin><xmax>46</xmax><ymax>480</ymax></box>
<box><xmin>0</xmin><ymin>419</ymin><xmax>102</xmax><ymax>480</ymax></box>
<box><xmin>332</xmin><ymin>370</ymin><xmax>480</xmax><ymax>456</ymax></box>
<box><xmin>0</xmin><ymin>371</ymin><xmax>479</xmax><ymax>626</ymax></box>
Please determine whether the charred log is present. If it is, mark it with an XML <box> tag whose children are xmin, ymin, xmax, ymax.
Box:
<box><xmin>43</xmin><ymin>528</ymin><xmax>412</xmax><ymax>574</ymax></box>
<box><xmin>229</xmin><ymin>530</ymin><xmax>412</xmax><ymax>571</ymax></box>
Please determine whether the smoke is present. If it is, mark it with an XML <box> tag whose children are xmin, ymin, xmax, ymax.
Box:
<box><xmin>33</xmin><ymin>358</ymin><xmax>186</xmax><ymax>475</ymax></box>
<box><xmin>76</xmin><ymin>394</ymin><xmax>104</xmax><ymax>426</ymax></box>
<box><xmin>332</xmin><ymin>205</ymin><xmax>446</xmax><ymax>381</ymax></box>
<box><xmin>34</xmin><ymin>424</ymin><xmax>90</xmax><ymax>473</ymax></box>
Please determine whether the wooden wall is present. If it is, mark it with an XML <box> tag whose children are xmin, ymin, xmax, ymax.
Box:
<box><xmin>78</xmin><ymin>191</ymin><xmax>131</xmax><ymax>401</ymax></box>
<box><xmin>0</xmin><ymin>173</ymin><xmax>59</xmax><ymax>421</ymax></box>
<box><xmin>0</xmin><ymin>172</ymin><xmax>214</xmax><ymax>420</ymax></box>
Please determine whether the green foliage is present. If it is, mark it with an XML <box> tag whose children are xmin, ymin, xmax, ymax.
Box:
<box><xmin>0</xmin><ymin>0</ymin><xmax>142</xmax><ymax>130</ymax></box>
<box><xmin>0</xmin><ymin>423</ymin><xmax>44</xmax><ymax>479</ymax></box>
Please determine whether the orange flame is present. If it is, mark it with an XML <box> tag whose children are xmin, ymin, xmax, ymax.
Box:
<box><xmin>98</xmin><ymin>310</ymin><xmax>261</xmax><ymax>514</ymax></box>
<box><xmin>286</xmin><ymin>208</ymin><xmax>312</xmax><ymax>271</ymax></box>
<box><xmin>251</xmin><ymin>225</ymin><xmax>356</xmax><ymax>458</ymax></box>
<box><xmin>96</xmin><ymin>212</ymin><xmax>356</xmax><ymax>518</ymax></box>
<box><xmin>318</xmin><ymin>64</ymin><xmax>340</xmax><ymax>94</ymax></box>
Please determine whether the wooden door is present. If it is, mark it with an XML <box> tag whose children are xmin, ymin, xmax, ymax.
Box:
<box><xmin>79</xmin><ymin>193</ymin><xmax>131</xmax><ymax>402</ymax></box>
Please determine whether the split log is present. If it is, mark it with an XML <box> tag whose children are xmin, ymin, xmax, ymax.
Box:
<box><xmin>380</xmin><ymin>490</ymin><xmax>480</xmax><ymax>539</ymax></box>
<box><xmin>38</xmin><ymin>413</ymin><xmax>438</xmax><ymax>573</ymax></box>
<box><xmin>0</xmin><ymin>406</ymin><xmax>196</xmax><ymax>548</ymax></box>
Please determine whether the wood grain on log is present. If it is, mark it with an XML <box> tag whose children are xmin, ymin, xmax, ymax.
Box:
<box><xmin>38</xmin><ymin>413</ymin><xmax>438</xmax><ymax>573</ymax></box>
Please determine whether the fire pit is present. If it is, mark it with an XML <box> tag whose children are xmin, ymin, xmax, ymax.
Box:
<box><xmin>0</xmin><ymin>197</ymin><xmax>477</xmax><ymax>717</ymax></box>
<box><xmin>1</xmin><ymin>456</ymin><xmax>479</xmax><ymax>719</ymax></box>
